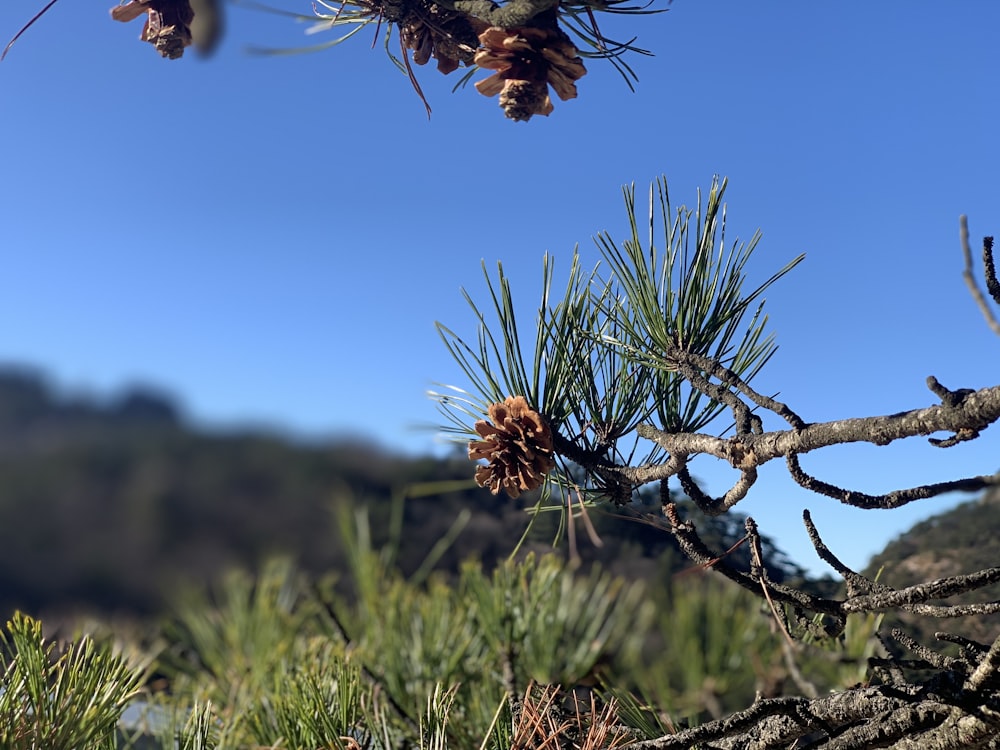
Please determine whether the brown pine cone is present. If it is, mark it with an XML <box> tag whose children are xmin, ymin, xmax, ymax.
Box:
<box><xmin>468</xmin><ymin>395</ymin><xmax>556</xmax><ymax>498</ymax></box>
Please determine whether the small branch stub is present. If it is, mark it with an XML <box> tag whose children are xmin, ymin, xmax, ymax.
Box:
<box><xmin>468</xmin><ymin>395</ymin><xmax>555</xmax><ymax>497</ymax></box>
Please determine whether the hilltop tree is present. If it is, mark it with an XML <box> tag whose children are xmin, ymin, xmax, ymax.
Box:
<box><xmin>436</xmin><ymin>177</ymin><xmax>1000</xmax><ymax>748</ymax></box>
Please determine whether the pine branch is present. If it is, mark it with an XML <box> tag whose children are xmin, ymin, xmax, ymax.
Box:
<box><xmin>620</xmin><ymin>379</ymin><xmax>1000</xmax><ymax>511</ymax></box>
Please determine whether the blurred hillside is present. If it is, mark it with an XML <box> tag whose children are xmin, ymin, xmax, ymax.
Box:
<box><xmin>0</xmin><ymin>366</ymin><xmax>811</xmax><ymax>621</ymax></box>
<box><xmin>865</xmin><ymin>484</ymin><xmax>1000</xmax><ymax>648</ymax></box>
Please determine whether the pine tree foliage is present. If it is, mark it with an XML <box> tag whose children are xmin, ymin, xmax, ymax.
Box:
<box><xmin>439</xmin><ymin>177</ymin><xmax>1000</xmax><ymax>748</ymax></box>
<box><xmin>0</xmin><ymin>612</ymin><xmax>146</xmax><ymax>750</ymax></box>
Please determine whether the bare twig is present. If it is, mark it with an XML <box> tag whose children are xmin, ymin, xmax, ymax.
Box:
<box><xmin>842</xmin><ymin>568</ymin><xmax>1000</xmax><ymax>615</ymax></box>
<box><xmin>785</xmin><ymin>450</ymin><xmax>996</xmax><ymax>510</ymax></box>
<box><xmin>2</xmin><ymin>0</ymin><xmax>61</xmax><ymax>61</ymax></box>
<box><xmin>960</xmin><ymin>215</ymin><xmax>1000</xmax><ymax>336</ymax></box>
<box><xmin>668</xmin><ymin>346</ymin><xmax>807</xmax><ymax>431</ymax></box>
<box><xmin>746</xmin><ymin>517</ymin><xmax>797</xmax><ymax>650</ymax></box>
<box><xmin>985</xmin><ymin>235</ymin><xmax>1000</xmax><ymax>304</ymax></box>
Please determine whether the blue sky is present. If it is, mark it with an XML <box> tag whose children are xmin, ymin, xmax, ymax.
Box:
<box><xmin>2</xmin><ymin>0</ymin><xmax>998</xmax><ymax>576</ymax></box>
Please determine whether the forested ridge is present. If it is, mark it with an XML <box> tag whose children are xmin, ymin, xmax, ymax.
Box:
<box><xmin>0</xmin><ymin>365</ymin><xmax>804</xmax><ymax>621</ymax></box>
<box><xmin>2</xmin><ymin>362</ymin><xmax>994</xmax><ymax>655</ymax></box>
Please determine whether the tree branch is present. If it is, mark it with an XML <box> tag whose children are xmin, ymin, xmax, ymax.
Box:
<box><xmin>624</xmin><ymin>628</ymin><xmax>1000</xmax><ymax>749</ymax></box>
<box><xmin>623</xmin><ymin>381</ymin><xmax>1000</xmax><ymax>510</ymax></box>
<box><xmin>451</xmin><ymin>0</ymin><xmax>557</xmax><ymax>26</ymax></box>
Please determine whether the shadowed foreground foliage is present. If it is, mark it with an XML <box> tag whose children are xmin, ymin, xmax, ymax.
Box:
<box><xmin>2</xmin><ymin>521</ymin><xmax>881</xmax><ymax>749</ymax></box>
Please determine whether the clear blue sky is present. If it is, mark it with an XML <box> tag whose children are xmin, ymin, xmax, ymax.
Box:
<box><xmin>2</xmin><ymin>0</ymin><xmax>998</xmax><ymax>576</ymax></box>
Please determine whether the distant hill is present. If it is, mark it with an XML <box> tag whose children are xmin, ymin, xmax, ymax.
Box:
<box><xmin>0</xmin><ymin>365</ymin><xmax>806</xmax><ymax>621</ymax></box>
<box><xmin>0</xmin><ymin>367</ymin><xmax>180</xmax><ymax>448</ymax></box>
<box><xmin>865</xmin><ymin>484</ymin><xmax>1000</xmax><ymax>647</ymax></box>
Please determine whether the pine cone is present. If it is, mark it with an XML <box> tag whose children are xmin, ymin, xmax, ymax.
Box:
<box><xmin>468</xmin><ymin>396</ymin><xmax>556</xmax><ymax>498</ymax></box>
<box><xmin>111</xmin><ymin>0</ymin><xmax>194</xmax><ymax>59</ymax></box>
<box><xmin>473</xmin><ymin>26</ymin><xmax>586</xmax><ymax>121</ymax></box>
<box><xmin>399</xmin><ymin>2</ymin><xmax>484</xmax><ymax>74</ymax></box>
